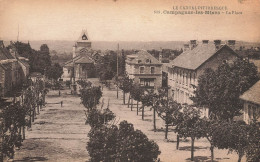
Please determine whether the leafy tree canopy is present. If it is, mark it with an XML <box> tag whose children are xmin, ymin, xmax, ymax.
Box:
<box><xmin>87</xmin><ymin>120</ymin><xmax>161</xmax><ymax>162</ymax></box>
<box><xmin>192</xmin><ymin>59</ymin><xmax>259</xmax><ymax>120</ymax></box>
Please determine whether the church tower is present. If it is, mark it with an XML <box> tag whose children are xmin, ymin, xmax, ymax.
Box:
<box><xmin>72</xmin><ymin>29</ymin><xmax>92</xmax><ymax>58</ymax></box>
<box><xmin>76</xmin><ymin>29</ymin><xmax>91</xmax><ymax>48</ymax></box>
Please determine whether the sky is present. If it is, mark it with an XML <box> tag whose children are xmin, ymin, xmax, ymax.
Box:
<box><xmin>0</xmin><ymin>0</ymin><xmax>260</xmax><ymax>42</ymax></box>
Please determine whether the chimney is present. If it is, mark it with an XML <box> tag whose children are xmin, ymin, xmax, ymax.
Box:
<box><xmin>0</xmin><ymin>40</ymin><xmax>4</xmax><ymax>48</ymax></box>
<box><xmin>202</xmin><ymin>40</ymin><xmax>209</xmax><ymax>44</ymax></box>
<box><xmin>227</xmin><ymin>40</ymin><xmax>236</xmax><ymax>50</ymax></box>
<box><xmin>214</xmin><ymin>40</ymin><xmax>221</xmax><ymax>50</ymax></box>
<box><xmin>190</xmin><ymin>40</ymin><xmax>197</xmax><ymax>50</ymax></box>
<box><xmin>183</xmin><ymin>44</ymin><xmax>190</xmax><ymax>51</ymax></box>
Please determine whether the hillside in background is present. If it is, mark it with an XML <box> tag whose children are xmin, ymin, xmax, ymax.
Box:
<box><xmin>4</xmin><ymin>40</ymin><xmax>260</xmax><ymax>54</ymax></box>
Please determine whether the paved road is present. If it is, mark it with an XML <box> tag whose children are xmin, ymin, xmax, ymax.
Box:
<box><xmin>13</xmin><ymin>90</ymin><xmax>90</xmax><ymax>162</ymax></box>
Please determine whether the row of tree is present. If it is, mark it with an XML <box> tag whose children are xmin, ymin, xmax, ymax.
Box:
<box><xmin>78</xmin><ymin>80</ymin><xmax>161</xmax><ymax>162</ymax></box>
<box><xmin>117</xmin><ymin>58</ymin><xmax>259</xmax><ymax>162</ymax></box>
<box><xmin>0</xmin><ymin>78</ymin><xmax>48</xmax><ymax>161</ymax></box>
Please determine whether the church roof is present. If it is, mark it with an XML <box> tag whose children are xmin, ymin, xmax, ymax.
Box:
<box><xmin>64</xmin><ymin>55</ymin><xmax>94</xmax><ymax>67</ymax></box>
<box><xmin>77</xmin><ymin>29</ymin><xmax>91</xmax><ymax>43</ymax></box>
<box><xmin>74</xmin><ymin>56</ymin><xmax>93</xmax><ymax>64</ymax></box>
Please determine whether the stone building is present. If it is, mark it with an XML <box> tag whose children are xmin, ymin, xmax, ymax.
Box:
<box><xmin>167</xmin><ymin>40</ymin><xmax>239</xmax><ymax>106</ymax></box>
<box><xmin>62</xmin><ymin>30</ymin><xmax>99</xmax><ymax>80</ymax></box>
<box><xmin>125</xmin><ymin>50</ymin><xmax>162</xmax><ymax>89</ymax></box>
<box><xmin>240</xmin><ymin>80</ymin><xmax>260</xmax><ymax>124</ymax></box>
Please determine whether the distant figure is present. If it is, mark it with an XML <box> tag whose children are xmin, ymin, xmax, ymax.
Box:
<box><xmin>61</xmin><ymin>101</ymin><xmax>63</xmax><ymax>107</ymax></box>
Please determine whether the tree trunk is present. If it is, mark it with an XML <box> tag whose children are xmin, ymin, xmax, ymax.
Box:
<box><xmin>191</xmin><ymin>137</ymin><xmax>195</xmax><ymax>161</ymax></box>
<box><xmin>37</xmin><ymin>104</ymin><xmax>39</xmax><ymax>114</ymax></box>
<box><xmin>131</xmin><ymin>98</ymin><xmax>133</xmax><ymax>111</ymax></box>
<box><xmin>43</xmin><ymin>94</ymin><xmax>46</xmax><ymax>106</ymax></box>
<box><xmin>137</xmin><ymin>101</ymin><xmax>139</xmax><ymax>115</ymax></box>
<box><xmin>128</xmin><ymin>94</ymin><xmax>131</xmax><ymax>108</ymax></box>
<box><xmin>142</xmin><ymin>105</ymin><xmax>144</xmax><ymax>120</ymax></box>
<box><xmin>238</xmin><ymin>153</ymin><xmax>243</xmax><ymax>162</ymax></box>
<box><xmin>19</xmin><ymin>127</ymin><xmax>22</xmax><ymax>136</ymax></box>
<box><xmin>176</xmin><ymin>135</ymin><xmax>179</xmax><ymax>150</ymax></box>
<box><xmin>29</xmin><ymin>110</ymin><xmax>32</xmax><ymax>128</ymax></box>
<box><xmin>165</xmin><ymin>122</ymin><xmax>169</xmax><ymax>139</ymax></box>
<box><xmin>22</xmin><ymin>126</ymin><xmax>25</xmax><ymax>140</ymax></box>
<box><xmin>210</xmin><ymin>145</ymin><xmax>214</xmax><ymax>162</ymax></box>
<box><xmin>123</xmin><ymin>92</ymin><xmax>125</xmax><ymax>105</ymax></box>
<box><xmin>153</xmin><ymin>107</ymin><xmax>156</xmax><ymax>131</ymax></box>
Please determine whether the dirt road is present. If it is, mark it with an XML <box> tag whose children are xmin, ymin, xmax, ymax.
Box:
<box><xmin>13</xmin><ymin>90</ymin><xmax>90</xmax><ymax>162</ymax></box>
<box><xmin>13</xmin><ymin>79</ymin><xmax>245</xmax><ymax>162</ymax></box>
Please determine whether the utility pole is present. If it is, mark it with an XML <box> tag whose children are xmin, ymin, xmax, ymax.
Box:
<box><xmin>116</xmin><ymin>43</ymin><xmax>119</xmax><ymax>99</ymax></box>
<box><xmin>17</xmin><ymin>24</ymin><xmax>19</xmax><ymax>42</ymax></box>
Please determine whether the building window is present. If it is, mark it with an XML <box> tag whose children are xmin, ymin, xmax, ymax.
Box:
<box><xmin>146</xmin><ymin>59</ymin><xmax>151</xmax><ymax>63</ymax></box>
<box><xmin>140</xmin><ymin>78</ymin><xmax>155</xmax><ymax>88</ymax></box>
<box><xmin>138</xmin><ymin>60</ymin><xmax>142</xmax><ymax>63</ymax></box>
<box><xmin>140</xmin><ymin>66</ymin><xmax>144</xmax><ymax>74</ymax></box>
<box><xmin>151</xmin><ymin>67</ymin><xmax>155</xmax><ymax>74</ymax></box>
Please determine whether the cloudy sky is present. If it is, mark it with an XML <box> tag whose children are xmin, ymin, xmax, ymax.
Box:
<box><xmin>0</xmin><ymin>0</ymin><xmax>260</xmax><ymax>42</ymax></box>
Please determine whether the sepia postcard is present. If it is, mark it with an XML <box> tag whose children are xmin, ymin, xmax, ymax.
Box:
<box><xmin>0</xmin><ymin>0</ymin><xmax>259</xmax><ymax>162</ymax></box>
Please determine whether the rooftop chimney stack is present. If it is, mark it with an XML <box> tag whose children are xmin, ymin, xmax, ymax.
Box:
<box><xmin>227</xmin><ymin>40</ymin><xmax>236</xmax><ymax>50</ymax></box>
<box><xmin>202</xmin><ymin>40</ymin><xmax>209</xmax><ymax>44</ymax></box>
<box><xmin>214</xmin><ymin>40</ymin><xmax>221</xmax><ymax>50</ymax></box>
<box><xmin>183</xmin><ymin>44</ymin><xmax>190</xmax><ymax>51</ymax></box>
<box><xmin>190</xmin><ymin>40</ymin><xmax>197</xmax><ymax>50</ymax></box>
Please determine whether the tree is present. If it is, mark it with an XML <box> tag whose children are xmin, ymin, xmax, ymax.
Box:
<box><xmin>85</xmin><ymin>106</ymin><xmax>115</xmax><ymax>128</ymax></box>
<box><xmin>192</xmin><ymin>59</ymin><xmax>259</xmax><ymax>120</ymax></box>
<box><xmin>246</xmin><ymin>121</ymin><xmax>260</xmax><ymax>162</ymax></box>
<box><xmin>153</xmin><ymin>88</ymin><xmax>182</xmax><ymax>139</ymax></box>
<box><xmin>196</xmin><ymin>118</ymin><xmax>220</xmax><ymax>162</ymax></box>
<box><xmin>175</xmin><ymin>105</ymin><xmax>202</xmax><ymax>161</ymax></box>
<box><xmin>140</xmin><ymin>89</ymin><xmax>153</xmax><ymax>120</ymax></box>
<box><xmin>76</xmin><ymin>80</ymin><xmax>92</xmax><ymax>89</ymax></box>
<box><xmin>87</xmin><ymin>120</ymin><xmax>161</xmax><ymax>162</ymax></box>
<box><xmin>212</xmin><ymin>120</ymin><xmax>249</xmax><ymax>162</ymax></box>
<box><xmin>119</xmin><ymin>75</ymin><xmax>133</xmax><ymax>104</ymax></box>
<box><xmin>46</xmin><ymin>63</ymin><xmax>63</xmax><ymax>81</ymax></box>
<box><xmin>130</xmin><ymin>84</ymin><xmax>144</xmax><ymax>114</ymax></box>
<box><xmin>2</xmin><ymin>102</ymin><xmax>26</xmax><ymax>160</ymax></box>
<box><xmin>80</xmin><ymin>86</ymin><xmax>102</xmax><ymax>112</ymax></box>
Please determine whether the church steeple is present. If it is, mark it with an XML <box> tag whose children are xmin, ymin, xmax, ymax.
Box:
<box><xmin>76</xmin><ymin>29</ymin><xmax>91</xmax><ymax>48</ymax></box>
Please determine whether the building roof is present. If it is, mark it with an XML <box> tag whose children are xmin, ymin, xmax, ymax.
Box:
<box><xmin>0</xmin><ymin>47</ymin><xmax>15</xmax><ymax>60</ymax></box>
<box><xmin>171</xmin><ymin>44</ymin><xmax>237</xmax><ymax>70</ymax></box>
<box><xmin>19</xmin><ymin>59</ymin><xmax>30</xmax><ymax>67</ymax></box>
<box><xmin>74</xmin><ymin>56</ymin><xmax>93</xmax><ymax>64</ymax></box>
<box><xmin>64</xmin><ymin>55</ymin><xmax>94</xmax><ymax>67</ymax></box>
<box><xmin>240</xmin><ymin>80</ymin><xmax>260</xmax><ymax>105</ymax></box>
<box><xmin>126</xmin><ymin>50</ymin><xmax>161</xmax><ymax>65</ymax></box>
